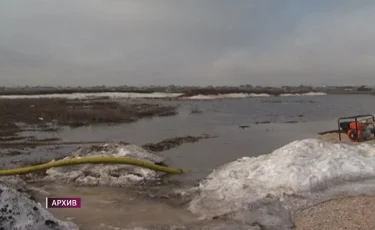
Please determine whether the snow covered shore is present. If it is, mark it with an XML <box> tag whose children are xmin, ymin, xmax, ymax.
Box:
<box><xmin>188</xmin><ymin>139</ymin><xmax>375</xmax><ymax>229</ymax></box>
<box><xmin>0</xmin><ymin>143</ymin><xmax>169</xmax><ymax>230</ymax></box>
<box><xmin>178</xmin><ymin>92</ymin><xmax>326</xmax><ymax>100</ymax></box>
<box><xmin>0</xmin><ymin>91</ymin><xmax>327</xmax><ymax>100</ymax></box>
<box><xmin>4</xmin><ymin>138</ymin><xmax>372</xmax><ymax>230</ymax></box>
<box><xmin>176</xmin><ymin>92</ymin><xmax>326</xmax><ymax>100</ymax></box>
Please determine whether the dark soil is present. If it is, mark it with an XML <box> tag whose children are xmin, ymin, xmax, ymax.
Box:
<box><xmin>1</xmin><ymin>150</ymin><xmax>24</xmax><ymax>156</ymax></box>
<box><xmin>142</xmin><ymin>134</ymin><xmax>215</xmax><ymax>152</ymax></box>
<box><xmin>0</xmin><ymin>136</ymin><xmax>27</xmax><ymax>142</ymax></box>
<box><xmin>0</xmin><ymin>98</ymin><xmax>177</xmax><ymax>137</ymax></box>
<box><xmin>318</xmin><ymin>130</ymin><xmax>343</xmax><ymax>135</ymax></box>
<box><xmin>255</xmin><ymin>121</ymin><xmax>271</xmax><ymax>124</ymax></box>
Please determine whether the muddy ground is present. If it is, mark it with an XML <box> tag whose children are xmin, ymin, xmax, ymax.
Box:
<box><xmin>0</xmin><ymin>97</ymin><xmax>213</xmax><ymax>171</ymax></box>
<box><xmin>0</xmin><ymin>97</ymin><xmax>216</xmax><ymax>229</ymax></box>
<box><xmin>0</xmin><ymin>97</ymin><xmax>215</xmax><ymax>169</ymax></box>
<box><xmin>0</xmin><ymin>98</ymin><xmax>177</xmax><ymax>139</ymax></box>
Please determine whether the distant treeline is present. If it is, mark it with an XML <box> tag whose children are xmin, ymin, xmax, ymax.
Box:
<box><xmin>0</xmin><ymin>87</ymin><xmax>321</xmax><ymax>96</ymax></box>
<box><xmin>0</xmin><ymin>88</ymin><xmax>163</xmax><ymax>95</ymax></box>
<box><xmin>180</xmin><ymin>88</ymin><xmax>321</xmax><ymax>97</ymax></box>
<box><xmin>0</xmin><ymin>87</ymin><xmax>373</xmax><ymax>96</ymax></box>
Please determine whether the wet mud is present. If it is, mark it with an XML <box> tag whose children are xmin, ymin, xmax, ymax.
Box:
<box><xmin>0</xmin><ymin>98</ymin><xmax>177</xmax><ymax>138</ymax></box>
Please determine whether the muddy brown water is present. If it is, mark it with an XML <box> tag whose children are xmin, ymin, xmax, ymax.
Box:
<box><xmin>32</xmin><ymin>183</ymin><xmax>198</xmax><ymax>230</ymax></box>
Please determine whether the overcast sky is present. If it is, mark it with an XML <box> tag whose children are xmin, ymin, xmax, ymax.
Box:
<box><xmin>1</xmin><ymin>0</ymin><xmax>375</xmax><ymax>87</ymax></box>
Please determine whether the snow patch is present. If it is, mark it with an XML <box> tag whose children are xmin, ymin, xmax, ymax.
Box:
<box><xmin>0</xmin><ymin>91</ymin><xmax>326</xmax><ymax>100</ymax></box>
<box><xmin>189</xmin><ymin>139</ymin><xmax>375</xmax><ymax>229</ymax></box>
<box><xmin>280</xmin><ymin>92</ymin><xmax>327</xmax><ymax>96</ymax></box>
<box><xmin>183</xmin><ymin>93</ymin><xmax>249</xmax><ymax>100</ymax></box>
<box><xmin>248</xmin><ymin>93</ymin><xmax>271</xmax><ymax>97</ymax></box>
<box><xmin>0</xmin><ymin>183</ymin><xmax>79</xmax><ymax>230</ymax></box>
<box><xmin>0</xmin><ymin>92</ymin><xmax>183</xmax><ymax>100</ymax></box>
<box><xmin>181</xmin><ymin>92</ymin><xmax>326</xmax><ymax>100</ymax></box>
<box><xmin>182</xmin><ymin>93</ymin><xmax>270</xmax><ymax>100</ymax></box>
<box><xmin>43</xmin><ymin>143</ymin><xmax>166</xmax><ymax>186</ymax></box>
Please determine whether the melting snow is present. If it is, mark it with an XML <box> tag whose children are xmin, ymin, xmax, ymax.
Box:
<box><xmin>181</xmin><ymin>92</ymin><xmax>326</xmax><ymax>100</ymax></box>
<box><xmin>248</xmin><ymin>93</ymin><xmax>271</xmax><ymax>97</ymax></box>
<box><xmin>0</xmin><ymin>183</ymin><xmax>79</xmax><ymax>230</ymax></box>
<box><xmin>0</xmin><ymin>91</ymin><xmax>326</xmax><ymax>100</ymax></box>
<box><xmin>188</xmin><ymin>138</ymin><xmax>375</xmax><ymax>229</ymax></box>
<box><xmin>184</xmin><ymin>93</ymin><xmax>252</xmax><ymax>100</ymax></box>
<box><xmin>43</xmin><ymin>143</ymin><xmax>166</xmax><ymax>186</ymax></box>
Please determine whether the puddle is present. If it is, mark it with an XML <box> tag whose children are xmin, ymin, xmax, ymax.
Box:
<box><xmin>32</xmin><ymin>183</ymin><xmax>198</xmax><ymax>230</ymax></box>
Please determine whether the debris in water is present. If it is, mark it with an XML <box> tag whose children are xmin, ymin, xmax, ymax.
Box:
<box><xmin>142</xmin><ymin>134</ymin><xmax>215</xmax><ymax>152</ymax></box>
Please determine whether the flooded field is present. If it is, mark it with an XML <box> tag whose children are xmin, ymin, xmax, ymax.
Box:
<box><xmin>3</xmin><ymin>94</ymin><xmax>375</xmax><ymax>181</ymax></box>
<box><xmin>2</xmin><ymin>94</ymin><xmax>375</xmax><ymax>229</ymax></box>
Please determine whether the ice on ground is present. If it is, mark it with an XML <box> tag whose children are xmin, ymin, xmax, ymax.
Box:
<box><xmin>43</xmin><ymin>143</ymin><xmax>167</xmax><ymax>186</ymax></box>
<box><xmin>0</xmin><ymin>91</ymin><xmax>326</xmax><ymax>100</ymax></box>
<box><xmin>0</xmin><ymin>92</ymin><xmax>183</xmax><ymax>100</ymax></box>
<box><xmin>188</xmin><ymin>139</ymin><xmax>375</xmax><ymax>229</ymax></box>
<box><xmin>0</xmin><ymin>183</ymin><xmax>79</xmax><ymax>230</ymax></box>
<box><xmin>183</xmin><ymin>93</ymin><xmax>270</xmax><ymax>100</ymax></box>
<box><xmin>302</xmin><ymin>92</ymin><xmax>327</xmax><ymax>96</ymax></box>
<box><xmin>248</xmin><ymin>93</ymin><xmax>271</xmax><ymax>97</ymax></box>
<box><xmin>182</xmin><ymin>92</ymin><xmax>326</xmax><ymax>100</ymax></box>
<box><xmin>183</xmin><ymin>93</ymin><xmax>249</xmax><ymax>100</ymax></box>
<box><xmin>280</xmin><ymin>92</ymin><xmax>327</xmax><ymax>96</ymax></box>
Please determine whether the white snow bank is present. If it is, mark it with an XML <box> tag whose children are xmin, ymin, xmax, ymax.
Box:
<box><xmin>180</xmin><ymin>92</ymin><xmax>326</xmax><ymax>100</ymax></box>
<box><xmin>189</xmin><ymin>139</ymin><xmax>375</xmax><ymax>229</ymax></box>
<box><xmin>248</xmin><ymin>93</ymin><xmax>271</xmax><ymax>97</ymax></box>
<box><xmin>182</xmin><ymin>93</ymin><xmax>270</xmax><ymax>100</ymax></box>
<box><xmin>280</xmin><ymin>92</ymin><xmax>327</xmax><ymax>96</ymax></box>
<box><xmin>184</xmin><ymin>93</ymin><xmax>249</xmax><ymax>100</ymax></box>
<box><xmin>43</xmin><ymin>143</ymin><xmax>166</xmax><ymax>186</ymax></box>
<box><xmin>0</xmin><ymin>91</ymin><xmax>326</xmax><ymax>100</ymax></box>
<box><xmin>0</xmin><ymin>92</ymin><xmax>183</xmax><ymax>100</ymax></box>
<box><xmin>0</xmin><ymin>183</ymin><xmax>79</xmax><ymax>230</ymax></box>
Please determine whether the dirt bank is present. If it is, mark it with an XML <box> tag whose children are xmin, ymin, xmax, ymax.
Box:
<box><xmin>294</xmin><ymin>195</ymin><xmax>375</xmax><ymax>230</ymax></box>
<box><xmin>317</xmin><ymin>131</ymin><xmax>375</xmax><ymax>144</ymax></box>
<box><xmin>0</xmin><ymin>98</ymin><xmax>177</xmax><ymax>138</ymax></box>
<box><xmin>293</xmin><ymin>133</ymin><xmax>375</xmax><ymax>229</ymax></box>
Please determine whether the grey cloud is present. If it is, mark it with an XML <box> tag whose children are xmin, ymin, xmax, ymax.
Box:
<box><xmin>0</xmin><ymin>0</ymin><xmax>374</xmax><ymax>86</ymax></box>
<box><xmin>207</xmin><ymin>4</ymin><xmax>375</xmax><ymax>86</ymax></box>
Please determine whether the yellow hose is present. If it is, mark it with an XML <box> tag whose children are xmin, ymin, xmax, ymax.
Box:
<box><xmin>0</xmin><ymin>156</ymin><xmax>185</xmax><ymax>176</ymax></box>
